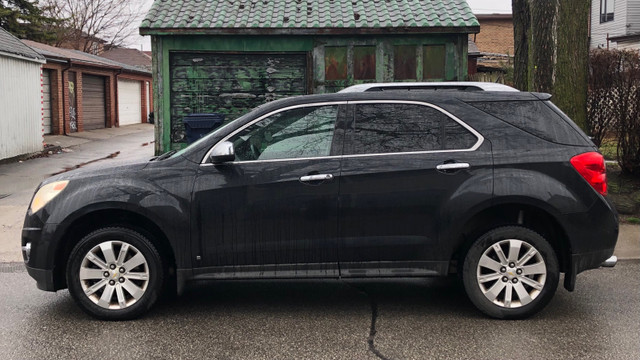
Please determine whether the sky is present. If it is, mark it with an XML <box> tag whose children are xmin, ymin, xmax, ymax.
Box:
<box><xmin>128</xmin><ymin>0</ymin><xmax>513</xmax><ymax>51</ymax></box>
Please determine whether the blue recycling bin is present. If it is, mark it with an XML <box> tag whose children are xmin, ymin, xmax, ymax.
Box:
<box><xmin>183</xmin><ymin>113</ymin><xmax>225</xmax><ymax>144</ymax></box>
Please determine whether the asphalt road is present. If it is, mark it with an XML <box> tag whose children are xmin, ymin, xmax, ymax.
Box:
<box><xmin>0</xmin><ymin>261</ymin><xmax>637</xmax><ymax>360</ymax></box>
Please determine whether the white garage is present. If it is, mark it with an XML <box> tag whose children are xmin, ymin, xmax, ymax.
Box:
<box><xmin>118</xmin><ymin>79</ymin><xmax>142</xmax><ymax>126</ymax></box>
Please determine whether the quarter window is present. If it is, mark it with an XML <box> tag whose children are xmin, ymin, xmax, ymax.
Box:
<box><xmin>229</xmin><ymin>105</ymin><xmax>339</xmax><ymax>161</ymax></box>
<box><xmin>348</xmin><ymin>103</ymin><xmax>477</xmax><ymax>155</ymax></box>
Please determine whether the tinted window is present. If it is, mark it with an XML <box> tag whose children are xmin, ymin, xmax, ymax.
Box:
<box><xmin>230</xmin><ymin>105</ymin><xmax>339</xmax><ymax>161</ymax></box>
<box><xmin>348</xmin><ymin>103</ymin><xmax>477</xmax><ymax>154</ymax></box>
<box><xmin>468</xmin><ymin>100</ymin><xmax>587</xmax><ymax>145</ymax></box>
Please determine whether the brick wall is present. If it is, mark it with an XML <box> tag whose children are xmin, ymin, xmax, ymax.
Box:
<box><xmin>472</xmin><ymin>16</ymin><xmax>514</xmax><ymax>55</ymax></box>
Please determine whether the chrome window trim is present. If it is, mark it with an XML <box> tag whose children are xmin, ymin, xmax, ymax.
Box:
<box><xmin>201</xmin><ymin>100</ymin><xmax>484</xmax><ymax>166</ymax></box>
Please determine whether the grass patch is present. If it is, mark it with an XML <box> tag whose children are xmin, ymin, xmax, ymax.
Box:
<box><xmin>599</xmin><ymin>139</ymin><xmax>618</xmax><ymax>161</ymax></box>
<box><xmin>625</xmin><ymin>217</ymin><xmax>640</xmax><ymax>224</ymax></box>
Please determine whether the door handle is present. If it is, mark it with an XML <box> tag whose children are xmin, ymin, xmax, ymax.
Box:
<box><xmin>300</xmin><ymin>174</ymin><xmax>334</xmax><ymax>182</ymax></box>
<box><xmin>436</xmin><ymin>163</ymin><xmax>470</xmax><ymax>171</ymax></box>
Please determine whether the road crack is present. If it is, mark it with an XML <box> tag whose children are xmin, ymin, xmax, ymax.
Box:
<box><xmin>347</xmin><ymin>283</ymin><xmax>392</xmax><ymax>360</ymax></box>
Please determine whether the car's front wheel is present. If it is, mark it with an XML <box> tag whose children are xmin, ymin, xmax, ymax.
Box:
<box><xmin>462</xmin><ymin>226</ymin><xmax>559</xmax><ymax>319</ymax></box>
<box><xmin>66</xmin><ymin>227</ymin><xmax>163</xmax><ymax>320</ymax></box>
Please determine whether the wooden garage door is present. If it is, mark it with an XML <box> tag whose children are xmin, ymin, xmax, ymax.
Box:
<box><xmin>42</xmin><ymin>69</ymin><xmax>52</xmax><ymax>134</ymax></box>
<box><xmin>118</xmin><ymin>79</ymin><xmax>141</xmax><ymax>126</ymax></box>
<box><xmin>82</xmin><ymin>74</ymin><xmax>106</xmax><ymax>130</ymax></box>
<box><xmin>169</xmin><ymin>52</ymin><xmax>307</xmax><ymax>143</ymax></box>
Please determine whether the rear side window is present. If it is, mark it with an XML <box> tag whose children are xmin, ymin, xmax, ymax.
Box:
<box><xmin>468</xmin><ymin>100</ymin><xmax>587</xmax><ymax>145</ymax></box>
<box><xmin>347</xmin><ymin>103</ymin><xmax>478</xmax><ymax>155</ymax></box>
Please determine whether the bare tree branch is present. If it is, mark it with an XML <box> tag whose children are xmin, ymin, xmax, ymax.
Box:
<box><xmin>42</xmin><ymin>0</ymin><xmax>142</xmax><ymax>53</ymax></box>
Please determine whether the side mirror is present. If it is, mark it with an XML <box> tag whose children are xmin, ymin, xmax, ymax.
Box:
<box><xmin>209</xmin><ymin>141</ymin><xmax>235</xmax><ymax>164</ymax></box>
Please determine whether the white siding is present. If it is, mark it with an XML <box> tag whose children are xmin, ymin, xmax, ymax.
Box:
<box><xmin>43</xmin><ymin>69</ymin><xmax>52</xmax><ymax>134</ymax></box>
<box><xmin>626</xmin><ymin>0</ymin><xmax>640</xmax><ymax>34</ymax></box>
<box><xmin>590</xmin><ymin>0</ymin><xmax>629</xmax><ymax>49</ymax></box>
<box><xmin>117</xmin><ymin>79</ymin><xmax>142</xmax><ymax>126</ymax></box>
<box><xmin>0</xmin><ymin>56</ymin><xmax>43</xmax><ymax>160</ymax></box>
<box><xmin>617</xmin><ymin>39</ymin><xmax>640</xmax><ymax>50</ymax></box>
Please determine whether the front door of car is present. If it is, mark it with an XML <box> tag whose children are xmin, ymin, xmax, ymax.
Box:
<box><xmin>192</xmin><ymin>103</ymin><xmax>346</xmax><ymax>278</ymax></box>
<box><xmin>338</xmin><ymin>101</ymin><xmax>493</xmax><ymax>277</ymax></box>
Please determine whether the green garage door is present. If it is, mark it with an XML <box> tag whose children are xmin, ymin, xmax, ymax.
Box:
<box><xmin>169</xmin><ymin>52</ymin><xmax>307</xmax><ymax>144</ymax></box>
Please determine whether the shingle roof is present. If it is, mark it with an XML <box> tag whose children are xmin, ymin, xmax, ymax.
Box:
<box><xmin>100</xmin><ymin>48</ymin><xmax>152</xmax><ymax>71</ymax></box>
<box><xmin>140</xmin><ymin>0</ymin><xmax>479</xmax><ymax>34</ymax></box>
<box><xmin>0</xmin><ymin>27</ymin><xmax>45</xmax><ymax>62</ymax></box>
<box><xmin>22</xmin><ymin>40</ymin><xmax>151</xmax><ymax>75</ymax></box>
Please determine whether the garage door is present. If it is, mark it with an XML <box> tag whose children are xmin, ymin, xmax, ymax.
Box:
<box><xmin>118</xmin><ymin>79</ymin><xmax>141</xmax><ymax>126</ymax></box>
<box><xmin>82</xmin><ymin>74</ymin><xmax>106</xmax><ymax>130</ymax></box>
<box><xmin>169</xmin><ymin>52</ymin><xmax>307</xmax><ymax>143</ymax></box>
<box><xmin>42</xmin><ymin>69</ymin><xmax>52</xmax><ymax>134</ymax></box>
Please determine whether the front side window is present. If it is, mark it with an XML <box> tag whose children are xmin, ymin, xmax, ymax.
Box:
<box><xmin>229</xmin><ymin>105</ymin><xmax>339</xmax><ymax>161</ymax></box>
<box><xmin>347</xmin><ymin>103</ymin><xmax>477</xmax><ymax>155</ymax></box>
<box><xmin>600</xmin><ymin>0</ymin><xmax>614</xmax><ymax>23</ymax></box>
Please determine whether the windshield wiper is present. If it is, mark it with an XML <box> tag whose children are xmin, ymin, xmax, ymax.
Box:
<box><xmin>152</xmin><ymin>149</ymin><xmax>177</xmax><ymax>161</ymax></box>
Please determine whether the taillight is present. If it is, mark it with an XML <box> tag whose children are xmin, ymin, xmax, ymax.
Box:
<box><xmin>570</xmin><ymin>152</ymin><xmax>607</xmax><ymax>195</ymax></box>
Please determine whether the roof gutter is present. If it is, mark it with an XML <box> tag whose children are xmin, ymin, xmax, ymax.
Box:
<box><xmin>0</xmin><ymin>50</ymin><xmax>46</xmax><ymax>64</ymax></box>
<box><xmin>140</xmin><ymin>26</ymin><xmax>481</xmax><ymax>36</ymax></box>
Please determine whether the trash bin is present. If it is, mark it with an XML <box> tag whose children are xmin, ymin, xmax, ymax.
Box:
<box><xmin>183</xmin><ymin>113</ymin><xmax>225</xmax><ymax>144</ymax></box>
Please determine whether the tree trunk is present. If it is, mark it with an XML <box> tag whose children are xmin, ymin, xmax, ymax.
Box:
<box><xmin>512</xmin><ymin>0</ymin><xmax>530</xmax><ymax>91</ymax></box>
<box><xmin>553</xmin><ymin>0</ymin><xmax>590</xmax><ymax>130</ymax></box>
<box><xmin>530</xmin><ymin>0</ymin><xmax>557</xmax><ymax>93</ymax></box>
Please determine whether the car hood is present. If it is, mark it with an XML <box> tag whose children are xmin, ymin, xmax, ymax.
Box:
<box><xmin>41</xmin><ymin>160</ymin><xmax>150</xmax><ymax>187</ymax></box>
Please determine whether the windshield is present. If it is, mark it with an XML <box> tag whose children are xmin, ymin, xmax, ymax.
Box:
<box><xmin>166</xmin><ymin>110</ymin><xmax>257</xmax><ymax>160</ymax></box>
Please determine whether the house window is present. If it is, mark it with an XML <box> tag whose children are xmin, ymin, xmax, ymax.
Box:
<box><xmin>325</xmin><ymin>47</ymin><xmax>348</xmax><ymax>80</ymax></box>
<box><xmin>394</xmin><ymin>46</ymin><xmax>417</xmax><ymax>80</ymax></box>
<box><xmin>353</xmin><ymin>46</ymin><xmax>376</xmax><ymax>80</ymax></box>
<box><xmin>423</xmin><ymin>45</ymin><xmax>446</xmax><ymax>80</ymax></box>
<box><xmin>600</xmin><ymin>0</ymin><xmax>614</xmax><ymax>23</ymax></box>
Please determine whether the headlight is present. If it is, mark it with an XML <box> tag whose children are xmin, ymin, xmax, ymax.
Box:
<box><xmin>30</xmin><ymin>180</ymin><xmax>69</xmax><ymax>213</ymax></box>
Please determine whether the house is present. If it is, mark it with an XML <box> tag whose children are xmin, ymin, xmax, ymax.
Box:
<box><xmin>101</xmin><ymin>47</ymin><xmax>153</xmax><ymax>72</ymax></box>
<box><xmin>100</xmin><ymin>47</ymin><xmax>154</xmax><ymax>122</ymax></box>
<box><xmin>590</xmin><ymin>0</ymin><xmax>640</xmax><ymax>49</ymax></box>
<box><xmin>22</xmin><ymin>41</ymin><xmax>153</xmax><ymax>134</ymax></box>
<box><xmin>468</xmin><ymin>14</ymin><xmax>513</xmax><ymax>76</ymax></box>
<box><xmin>139</xmin><ymin>0</ymin><xmax>480</xmax><ymax>152</ymax></box>
<box><xmin>0</xmin><ymin>27</ymin><xmax>46</xmax><ymax>161</ymax></box>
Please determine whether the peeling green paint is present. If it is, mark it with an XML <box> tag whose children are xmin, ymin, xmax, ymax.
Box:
<box><xmin>152</xmin><ymin>34</ymin><xmax>469</xmax><ymax>151</ymax></box>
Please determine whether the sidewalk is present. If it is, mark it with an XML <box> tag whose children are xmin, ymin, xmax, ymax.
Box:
<box><xmin>0</xmin><ymin>124</ymin><xmax>155</xmax><ymax>262</ymax></box>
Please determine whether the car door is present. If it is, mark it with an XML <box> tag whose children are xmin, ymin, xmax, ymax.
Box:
<box><xmin>338</xmin><ymin>100</ymin><xmax>493</xmax><ymax>277</ymax></box>
<box><xmin>191</xmin><ymin>103</ymin><xmax>346</xmax><ymax>278</ymax></box>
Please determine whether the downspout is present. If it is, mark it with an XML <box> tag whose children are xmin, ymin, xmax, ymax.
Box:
<box><xmin>114</xmin><ymin>69</ymin><xmax>122</xmax><ymax>127</ymax></box>
<box><xmin>61</xmin><ymin>60</ymin><xmax>72</xmax><ymax>135</ymax></box>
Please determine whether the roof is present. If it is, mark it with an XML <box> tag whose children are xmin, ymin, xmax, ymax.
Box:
<box><xmin>468</xmin><ymin>39</ymin><xmax>480</xmax><ymax>56</ymax></box>
<box><xmin>100</xmin><ymin>48</ymin><xmax>152</xmax><ymax>71</ymax></box>
<box><xmin>475</xmin><ymin>14</ymin><xmax>512</xmax><ymax>20</ymax></box>
<box><xmin>608</xmin><ymin>32</ymin><xmax>640</xmax><ymax>42</ymax></box>
<box><xmin>21</xmin><ymin>40</ymin><xmax>150</xmax><ymax>75</ymax></box>
<box><xmin>140</xmin><ymin>0</ymin><xmax>479</xmax><ymax>35</ymax></box>
<box><xmin>0</xmin><ymin>27</ymin><xmax>45</xmax><ymax>63</ymax></box>
<box><xmin>338</xmin><ymin>82</ymin><xmax>518</xmax><ymax>93</ymax></box>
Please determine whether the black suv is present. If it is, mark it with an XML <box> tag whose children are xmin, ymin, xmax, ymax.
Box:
<box><xmin>22</xmin><ymin>90</ymin><xmax>618</xmax><ymax>320</ymax></box>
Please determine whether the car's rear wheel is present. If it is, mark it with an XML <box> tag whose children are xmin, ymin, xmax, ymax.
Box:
<box><xmin>66</xmin><ymin>227</ymin><xmax>163</xmax><ymax>320</ymax></box>
<box><xmin>462</xmin><ymin>226</ymin><xmax>559</xmax><ymax>319</ymax></box>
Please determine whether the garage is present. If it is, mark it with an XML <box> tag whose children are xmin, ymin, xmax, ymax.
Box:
<box><xmin>42</xmin><ymin>69</ymin><xmax>52</xmax><ymax>134</ymax></box>
<box><xmin>82</xmin><ymin>74</ymin><xmax>106</xmax><ymax>130</ymax></box>
<box><xmin>118</xmin><ymin>79</ymin><xmax>142</xmax><ymax>126</ymax></box>
<box><xmin>169</xmin><ymin>52</ymin><xmax>307</xmax><ymax>142</ymax></box>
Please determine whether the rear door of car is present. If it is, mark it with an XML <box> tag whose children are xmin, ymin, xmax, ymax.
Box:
<box><xmin>337</xmin><ymin>100</ymin><xmax>493</xmax><ymax>277</ymax></box>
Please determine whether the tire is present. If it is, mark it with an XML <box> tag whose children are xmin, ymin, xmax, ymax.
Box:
<box><xmin>462</xmin><ymin>226</ymin><xmax>559</xmax><ymax>319</ymax></box>
<box><xmin>66</xmin><ymin>227</ymin><xmax>163</xmax><ymax>320</ymax></box>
